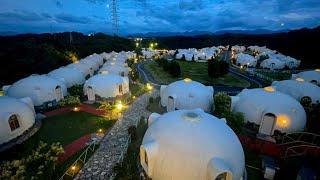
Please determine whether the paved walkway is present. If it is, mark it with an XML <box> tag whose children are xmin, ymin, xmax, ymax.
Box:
<box><xmin>75</xmin><ymin>90</ymin><xmax>159</xmax><ymax>179</ymax></box>
<box><xmin>58</xmin><ymin>134</ymin><xmax>91</xmax><ymax>163</ymax></box>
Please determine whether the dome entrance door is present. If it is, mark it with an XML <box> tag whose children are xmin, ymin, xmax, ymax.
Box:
<box><xmin>87</xmin><ymin>86</ymin><xmax>95</xmax><ymax>101</ymax></box>
<box><xmin>167</xmin><ymin>96</ymin><xmax>175</xmax><ymax>112</ymax></box>
<box><xmin>259</xmin><ymin>113</ymin><xmax>276</xmax><ymax>135</ymax></box>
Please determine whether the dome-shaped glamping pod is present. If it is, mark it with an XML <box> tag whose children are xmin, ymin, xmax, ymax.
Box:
<box><xmin>272</xmin><ymin>79</ymin><xmax>320</xmax><ymax>104</ymax></box>
<box><xmin>83</xmin><ymin>74</ymin><xmax>129</xmax><ymax>101</ymax></box>
<box><xmin>5</xmin><ymin>75</ymin><xmax>67</xmax><ymax>108</ymax></box>
<box><xmin>98</xmin><ymin>64</ymin><xmax>130</xmax><ymax>77</ymax></box>
<box><xmin>48</xmin><ymin>67</ymin><xmax>86</xmax><ymax>88</ymax></box>
<box><xmin>292</xmin><ymin>69</ymin><xmax>320</xmax><ymax>86</ymax></box>
<box><xmin>0</xmin><ymin>96</ymin><xmax>35</xmax><ymax>145</ymax></box>
<box><xmin>141</xmin><ymin>109</ymin><xmax>245</xmax><ymax>180</ymax></box>
<box><xmin>232</xmin><ymin>87</ymin><xmax>306</xmax><ymax>135</ymax></box>
<box><xmin>160</xmin><ymin>79</ymin><xmax>214</xmax><ymax>112</ymax></box>
<box><xmin>66</xmin><ymin>62</ymin><xmax>94</xmax><ymax>79</ymax></box>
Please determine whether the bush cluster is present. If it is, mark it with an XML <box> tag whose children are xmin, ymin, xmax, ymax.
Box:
<box><xmin>213</xmin><ymin>92</ymin><xmax>244</xmax><ymax>134</ymax></box>
<box><xmin>156</xmin><ymin>58</ymin><xmax>181</xmax><ymax>77</ymax></box>
<box><xmin>0</xmin><ymin>141</ymin><xmax>64</xmax><ymax>179</ymax></box>
<box><xmin>208</xmin><ymin>58</ymin><xmax>229</xmax><ymax>78</ymax></box>
<box><xmin>58</xmin><ymin>95</ymin><xmax>81</xmax><ymax>107</ymax></box>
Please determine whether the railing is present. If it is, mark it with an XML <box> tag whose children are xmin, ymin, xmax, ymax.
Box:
<box><xmin>58</xmin><ymin>141</ymin><xmax>99</xmax><ymax>180</ymax></box>
<box><xmin>283</xmin><ymin>144</ymin><xmax>320</xmax><ymax>159</ymax></box>
<box><xmin>278</xmin><ymin>132</ymin><xmax>320</xmax><ymax>146</ymax></box>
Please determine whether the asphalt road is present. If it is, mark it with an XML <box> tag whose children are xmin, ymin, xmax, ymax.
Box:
<box><xmin>137</xmin><ymin>60</ymin><xmax>244</xmax><ymax>95</ymax></box>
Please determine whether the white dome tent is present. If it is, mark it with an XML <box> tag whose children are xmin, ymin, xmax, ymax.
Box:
<box><xmin>272</xmin><ymin>79</ymin><xmax>320</xmax><ymax>104</ymax></box>
<box><xmin>260</xmin><ymin>58</ymin><xmax>286</xmax><ymax>70</ymax></box>
<box><xmin>5</xmin><ymin>75</ymin><xmax>67</xmax><ymax>108</ymax></box>
<box><xmin>235</xmin><ymin>53</ymin><xmax>257</xmax><ymax>67</ymax></box>
<box><xmin>292</xmin><ymin>69</ymin><xmax>320</xmax><ymax>86</ymax></box>
<box><xmin>232</xmin><ymin>87</ymin><xmax>306</xmax><ymax>135</ymax></box>
<box><xmin>48</xmin><ymin>67</ymin><xmax>86</xmax><ymax>88</ymax></box>
<box><xmin>66</xmin><ymin>62</ymin><xmax>94</xmax><ymax>78</ymax></box>
<box><xmin>98</xmin><ymin>65</ymin><xmax>130</xmax><ymax>77</ymax></box>
<box><xmin>141</xmin><ymin>109</ymin><xmax>245</xmax><ymax>180</ymax></box>
<box><xmin>160</xmin><ymin>79</ymin><xmax>214</xmax><ymax>112</ymax></box>
<box><xmin>0</xmin><ymin>96</ymin><xmax>35</xmax><ymax>145</ymax></box>
<box><xmin>83</xmin><ymin>74</ymin><xmax>129</xmax><ymax>101</ymax></box>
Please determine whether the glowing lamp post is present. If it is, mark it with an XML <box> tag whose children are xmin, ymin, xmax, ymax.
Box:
<box><xmin>116</xmin><ymin>101</ymin><xmax>123</xmax><ymax>111</ymax></box>
<box><xmin>73</xmin><ymin>107</ymin><xmax>80</xmax><ymax>112</ymax></box>
<box><xmin>146</xmin><ymin>83</ymin><xmax>153</xmax><ymax>91</ymax></box>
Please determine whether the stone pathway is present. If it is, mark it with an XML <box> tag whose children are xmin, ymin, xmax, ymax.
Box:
<box><xmin>75</xmin><ymin>90</ymin><xmax>159</xmax><ymax>179</ymax></box>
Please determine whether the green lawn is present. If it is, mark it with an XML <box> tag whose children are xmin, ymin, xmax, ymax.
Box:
<box><xmin>255</xmin><ymin>69</ymin><xmax>292</xmax><ymax>81</ymax></box>
<box><xmin>144</xmin><ymin>61</ymin><xmax>250</xmax><ymax>87</ymax></box>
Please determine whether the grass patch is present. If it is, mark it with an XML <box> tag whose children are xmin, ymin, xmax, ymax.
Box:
<box><xmin>144</xmin><ymin>61</ymin><xmax>250</xmax><ymax>87</ymax></box>
<box><xmin>130</xmin><ymin>82</ymin><xmax>148</xmax><ymax>97</ymax></box>
<box><xmin>1</xmin><ymin>111</ymin><xmax>115</xmax><ymax>168</ymax></box>
<box><xmin>146</xmin><ymin>96</ymin><xmax>166</xmax><ymax>114</ymax></box>
<box><xmin>255</xmin><ymin>69</ymin><xmax>292</xmax><ymax>81</ymax></box>
<box><xmin>114</xmin><ymin>118</ymin><xmax>148</xmax><ymax>179</ymax></box>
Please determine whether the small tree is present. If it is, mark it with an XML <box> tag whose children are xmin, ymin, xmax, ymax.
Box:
<box><xmin>168</xmin><ymin>61</ymin><xmax>181</xmax><ymax>77</ymax></box>
<box><xmin>208</xmin><ymin>59</ymin><xmax>214</xmax><ymax>78</ymax></box>
<box><xmin>181</xmin><ymin>54</ymin><xmax>186</xmax><ymax>61</ymax></box>
<box><xmin>68</xmin><ymin>85</ymin><xmax>84</xmax><ymax>99</ymax></box>
<box><xmin>213</xmin><ymin>92</ymin><xmax>231</xmax><ymax>117</ymax></box>
<box><xmin>219</xmin><ymin>61</ymin><xmax>229</xmax><ymax>76</ymax></box>
<box><xmin>224</xmin><ymin>111</ymin><xmax>245</xmax><ymax>134</ymax></box>
<box><xmin>192</xmin><ymin>55</ymin><xmax>195</xmax><ymax>62</ymax></box>
<box><xmin>58</xmin><ymin>95</ymin><xmax>80</xmax><ymax>107</ymax></box>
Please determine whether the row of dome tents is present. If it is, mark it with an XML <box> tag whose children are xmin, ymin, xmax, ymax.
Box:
<box><xmin>140</xmin><ymin>71</ymin><xmax>320</xmax><ymax>179</ymax></box>
<box><xmin>233</xmin><ymin>45</ymin><xmax>301</xmax><ymax>69</ymax></box>
<box><xmin>175</xmin><ymin>46</ymin><xmax>223</xmax><ymax>61</ymax></box>
<box><xmin>0</xmin><ymin>51</ymin><xmax>134</xmax><ymax>146</ymax></box>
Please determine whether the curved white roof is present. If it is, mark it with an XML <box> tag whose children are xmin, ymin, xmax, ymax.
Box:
<box><xmin>6</xmin><ymin>75</ymin><xmax>67</xmax><ymax>106</ymax></box>
<box><xmin>0</xmin><ymin>96</ymin><xmax>35</xmax><ymax>144</ymax></box>
<box><xmin>48</xmin><ymin>67</ymin><xmax>86</xmax><ymax>88</ymax></box>
<box><xmin>233</xmin><ymin>88</ymin><xmax>306</xmax><ymax>133</ymax></box>
<box><xmin>293</xmin><ymin>70</ymin><xmax>320</xmax><ymax>85</ymax></box>
<box><xmin>98</xmin><ymin>65</ymin><xmax>130</xmax><ymax>76</ymax></box>
<box><xmin>83</xmin><ymin>74</ymin><xmax>129</xmax><ymax>98</ymax></box>
<box><xmin>272</xmin><ymin>79</ymin><xmax>320</xmax><ymax>104</ymax></box>
<box><xmin>141</xmin><ymin>109</ymin><xmax>245</xmax><ymax>180</ymax></box>
<box><xmin>260</xmin><ymin>58</ymin><xmax>286</xmax><ymax>69</ymax></box>
<box><xmin>236</xmin><ymin>53</ymin><xmax>257</xmax><ymax>67</ymax></box>
<box><xmin>66</xmin><ymin>62</ymin><xmax>93</xmax><ymax>77</ymax></box>
<box><xmin>160</xmin><ymin>79</ymin><xmax>214</xmax><ymax>112</ymax></box>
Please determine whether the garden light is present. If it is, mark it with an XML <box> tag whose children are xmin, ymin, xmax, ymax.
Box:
<box><xmin>264</xmin><ymin>86</ymin><xmax>275</xmax><ymax>92</ymax></box>
<box><xmin>132</xmin><ymin>95</ymin><xmax>136</xmax><ymax>99</ymax></box>
<box><xmin>73</xmin><ymin>107</ymin><xmax>80</xmax><ymax>112</ymax></box>
<box><xmin>71</xmin><ymin>166</ymin><xmax>76</xmax><ymax>171</ymax></box>
<box><xmin>116</xmin><ymin>101</ymin><xmax>123</xmax><ymax>110</ymax></box>
<box><xmin>98</xmin><ymin>129</ymin><xmax>103</xmax><ymax>133</ymax></box>
<box><xmin>146</xmin><ymin>83</ymin><xmax>153</xmax><ymax>90</ymax></box>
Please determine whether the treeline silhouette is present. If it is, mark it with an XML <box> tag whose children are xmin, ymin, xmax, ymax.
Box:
<box><xmin>155</xmin><ymin>26</ymin><xmax>320</xmax><ymax>69</ymax></box>
<box><xmin>0</xmin><ymin>32</ymin><xmax>134</xmax><ymax>85</ymax></box>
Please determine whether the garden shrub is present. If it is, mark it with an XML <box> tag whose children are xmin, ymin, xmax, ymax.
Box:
<box><xmin>68</xmin><ymin>85</ymin><xmax>84</xmax><ymax>99</ymax></box>
<box><xmin>58</xmin><ymin>95</ymin><xmax>80</xmax><ymax>107</ymax></box>
<box><xmin>0</xmin><ymin>141</ymin><xmax>64</xmax><ymax>179</ymax></box>
<box><xmin>213</xmin><ymin>92</ymin><xmax>231</xmax><ymax>117</ymax></box>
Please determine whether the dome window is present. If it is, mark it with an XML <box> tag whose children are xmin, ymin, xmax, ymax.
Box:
<box><xmin>8</xmin><ymin>114</ymin><xmax>20</xmax><ymax>131</ymax></box>
<box><xmin>55</xmin><ymin>86</ymin><xmax>63</xmax><ymax>101</ymax></box>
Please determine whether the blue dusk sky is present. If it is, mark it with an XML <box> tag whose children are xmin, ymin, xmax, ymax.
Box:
<box><xmin>0</xmin><ymin>0</ymin><xmax>319</xmax><ymax>35</ymax></box>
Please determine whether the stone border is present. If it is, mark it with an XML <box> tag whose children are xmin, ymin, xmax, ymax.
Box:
<box><xmin>75</xmin><ymin>90</ymin><xmax>159</xmax><ymax>179</ymax></box>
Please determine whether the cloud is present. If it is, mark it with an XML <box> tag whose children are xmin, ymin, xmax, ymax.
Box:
<box><xmin>54</xmin><ymin>13</ymin><xmax>92</xmax><ymax>24</ymax></box>
<box><xmin>0</xmin><ymin>11</ymin><xmax>44</xmax><ymax>22</ymax></box>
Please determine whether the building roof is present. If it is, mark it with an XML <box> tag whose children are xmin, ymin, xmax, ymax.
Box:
<box><xmin>233</xmin><ymin>88</ymin><xmax>306</xmax><ymax>133</ymax></box>
<box><xmin>48</xmin><ymin>67</ymin><xmax>86</xmax><ymax>88</ymax></box>
<box><xmin>0</xmin><ymin>96</ymin><xmax>35</xmax><ymax>144</ymax></box>
<box><xmin>142</xmin><ymin>109</ymin><xmax>245</xmax><ymax>180</ymax></box>
<box><xmin>272</xmin><ymin>79</ymin><xmax>320</xmax><ymax>104</ymax></box>
<box><xmin>160</xmin><ymin>79</ymin><xmax>213</xmax><ymax>112</ymax></box>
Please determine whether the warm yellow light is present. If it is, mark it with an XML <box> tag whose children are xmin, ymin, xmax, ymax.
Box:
<box><xmin>295</xmin><ymin>77</ymin><xmax>304</xmax><ymax>82</ymax></box>
<box><xmin>155</xmin><ymin>43</ymin><xmax>158</xmax><ymax>46</ymax></box>
<box><xmin>71</xmin><ymin>166</ymin><xmax>76</xmax><ymax>171</ymax></box>
<box><xmin>184</xmin><ymin>78</ymin><xmax>192</xmax><ymax>82</ymax></box>
<box><xmin>98</xmin><ymin>129</ymin><xmax>103</xmax><ymax>133</ymax></box>
<box><xmin>146</xmin><ymin>83</ymin><xmax>153</xmax><ymax>90</ymax></box>
<box><xmin>136</xmin><ymin>42</ymin><xmax>139</xmax><ymax>47</ymax></box>
<box><xmin>315</xmin><ymin>69</ymin><xmax>320</xmax><ymax>72</ymax></box>
<box><xmin>116</xmin><ymin>102</ymin><xmax>123</xmax><ymax>110</ymax></box>
<box><xmin>101</xmin><ymin>70</ymin><xmax>109</xmax><ymax>74</ymax></box>
<box><xmin>277</xmin><ymin>115</ymin><xmax>290</xmax><ymax>128</ymax></box>
<box><xmin>264</xmin><ymin>86</ymin><xmax>275</xmax><ymax>92</ymax></box>
<box><xmin>150</xmin><ymin>43</ymin><xmax>154</xmax><ymax>47</ymax></box>
<box><xmin>132</xmin><ymin>95</ymin><xmax>136</xmax><ymax>99</ymax></box>
<box><xmin>73</xmin><ymin>107</ymin><xmax>80</xmax><ymax>112</ymax></box>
